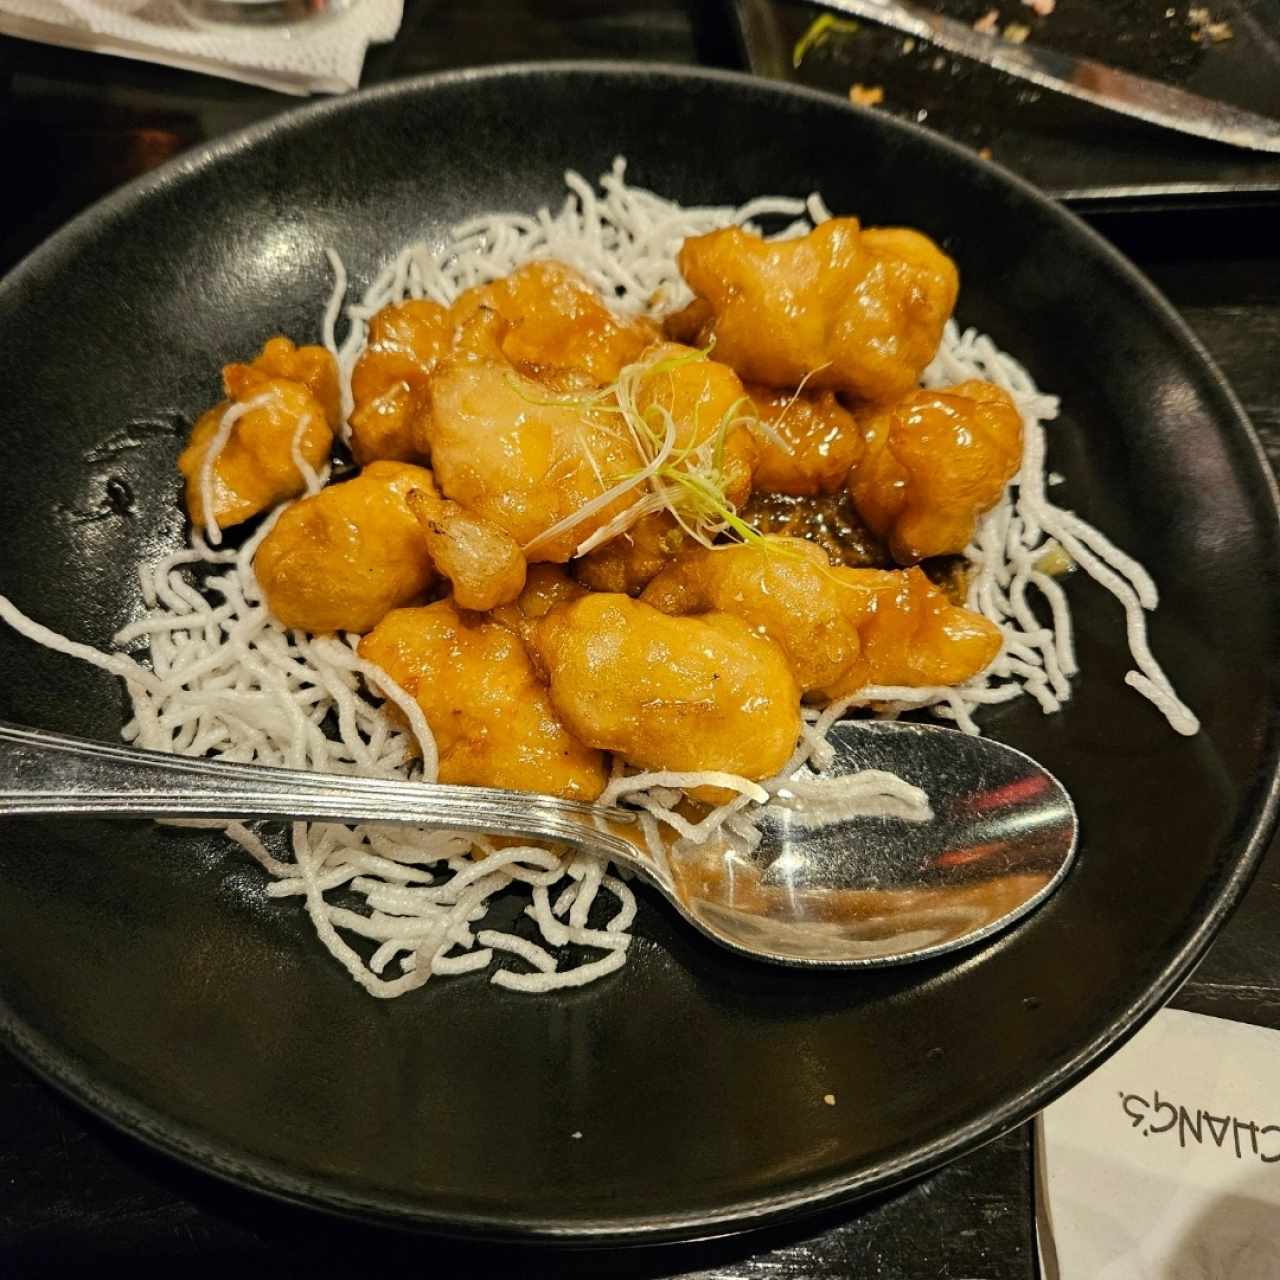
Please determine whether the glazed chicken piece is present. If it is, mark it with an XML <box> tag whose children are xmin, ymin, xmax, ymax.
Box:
<box><xmin>451</xmin><ymin>260</ymin><xmax>657</xmax><ymax>386</ymax></box>
<box><xmin>669</xmin><ymin>219</ymin><xmax>958</xmax><ymax>403</ymax></box>
<box><xmin>237</xmin><ymin>336</ymin><xmax>342</xmax><ymax>430</ymax></box>
<box><xmin>819</xmin><ymin>566</ymin><xmax>1002</xmax><ymax>700</ymax></box>
<box><xmin>642</xmin><ymin>539</ymin><xmax>862</xmax><ymax>695</ymax></box>
<box><xmin>573</xmin><ymin>512</ymin><xmax>688</xmax><ymax>595</ymax></box>
<box><xmin>643</xmin><ymin>538</ymin><xmax>1000</xmax><ymax>700</ymax></box>
<box><xmin>178</xmin><ymin>341</ymin><xmax>336</xmax><ymax>534</ymax></box>
<box><xmin>849</xmin><ymin>380</ymin><xmax>1023</xmax><ymax>563</ymax></box>
<box><xmin>631</xmin><ymin>343</ymin><xmax>758</xmax><ymax>507</ymax></box>
<box><xmin>350</xmin><ymin>263</ymin><xmax>656</xmax><ymax>466</ymax></box>
<box><xmin>382</xmin><ymin>294</ymin><xmax>760</xmax><ymax>564</ymax></box>
<box><xmin>747</xmin><ymin>386</ymin><xmax>863</xmax><ymax>496</ymax></box>
<box><xmin>533</xmin><ymin>593</ymin><xmax>801</xmax><ymax>782</ymax></box>
<box><xmin>549</xmin><ymin>344</ymin><xmax>757</xmax><ymax>589</ymax></box>
<box><xmin>421</xmin><ymin>339</ymin><xmax>643</xmax><ymax>562</ymax></box>
<box><xmin>254</xmin><ymin>460</ymin><xmax>435</xmax><ymax>634</ymax></box>
<box><xmin>406</xmin><ymin>483</ymin><xmax>526</xmax><ymax>612</ymax></box>
<box><xmin>349</xmin><ymin>299</ymin><xmax>453</xmax><ymax>465</ymax></box>
<box><xmin>489</xmin><ymin>564</ymin><xmax>587</xmax><ymax>661</ymax></box>
<box><xmin>358</xmin><ymin>599</ymin><xmax>606</xmax><ymax>800</ymax></box>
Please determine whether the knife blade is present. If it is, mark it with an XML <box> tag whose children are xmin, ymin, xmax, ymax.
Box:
<box><xmin>808</xmin><ymin>0</ymin><xmax>1280</xmax><ymax>154</ymax></box>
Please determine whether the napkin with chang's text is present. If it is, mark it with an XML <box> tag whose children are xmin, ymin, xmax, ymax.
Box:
<box><xmin>0</xmin><ymin>0</ymin><xmax>402</xmax><ymax>96</ymax></box>
<box><xmin>1038</xmin><ymin>1008</ymin><xmax>1280</xmax><ymax>1279</ymax></box>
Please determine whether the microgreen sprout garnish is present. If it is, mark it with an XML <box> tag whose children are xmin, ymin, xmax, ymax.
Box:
<box><xmin>517</xmin><ymin>343</ymin><xmax>782</xmax><ymax>558</ymax></box>
<box><xmin>501</xmin><ymin>370</ymin><xmax>612</xmax><ymax>412</ymax></box>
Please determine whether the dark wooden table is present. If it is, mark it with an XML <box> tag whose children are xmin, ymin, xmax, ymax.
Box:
<box><xmin>1</xmin><ymin>3</ymin><xmax>1277</xmax><ymax>1275</ymax></box>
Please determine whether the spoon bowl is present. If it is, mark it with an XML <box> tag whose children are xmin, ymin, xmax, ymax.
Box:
<box><xmin>654</xmin><ymin>719</ymin><xmax>1077</xmax><ymax>967</ymax></box>
<box><xmin>0</xmin><ymin>718</ymin><xmax>1076</xmax><ymax>968</ymax></box>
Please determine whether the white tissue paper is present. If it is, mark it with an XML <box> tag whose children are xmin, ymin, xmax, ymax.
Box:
<box><xmin>0</xmin><ymin>0</ymin><xmax>403</xmax><ymax>95</ymax></box>
<box><xmin>1038</xmin><ymin>1008</ymin><xmax>1280</xmax><ymax>1279</ymax></box>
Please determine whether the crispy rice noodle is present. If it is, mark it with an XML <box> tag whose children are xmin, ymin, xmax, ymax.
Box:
<box><xmin>0</xmin><ymin>160</ymin><xmax>1197</xmax><ymax>996</ymax></box>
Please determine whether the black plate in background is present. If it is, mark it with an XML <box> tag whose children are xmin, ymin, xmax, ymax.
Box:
<box><xmin>732</xmin><ymin>0</ymin><xmax>1280</xmax><ymax>203</ymax></box>
<box><xmin>0</xmin><ymin>64</ymin><xmax>1277</xmax><ymax>1241</ymax></box>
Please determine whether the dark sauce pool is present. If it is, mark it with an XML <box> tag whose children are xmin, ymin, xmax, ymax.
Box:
<box><xmin>741</xmin><ymin>489</ymin><xmax>889</xmax><ymax>567</ymax></box>
<box><xmin>740</xmin><ymin>489</ymin><xmax>970</xmax><ymax>604</ymax></box>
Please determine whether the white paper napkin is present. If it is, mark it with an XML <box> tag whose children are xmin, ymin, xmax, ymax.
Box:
<box><xmin>0</xmin><ymin>0</ymin><xmax>403</xmax><ymax>96</ymax></box>
<box><xmin>1038</xmin><ymin>1008</ymin><xmax>1280</xmax><ymax>1279</ymax></box>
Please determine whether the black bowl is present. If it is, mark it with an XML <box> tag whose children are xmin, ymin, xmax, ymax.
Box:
<box><xmin>0</xmin><ymin>63</ymin><xmax>1276</xmax><ymax>1243</ymax></box>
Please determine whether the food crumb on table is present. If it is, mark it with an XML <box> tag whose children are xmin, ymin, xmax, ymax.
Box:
<box><xmin>823</xmin><ymin>1093</ymin><xmax>837</xmax><ymax>1106</ymax></box>
<box><xmin>973</xmin><ymin>8</ymin><xmax>1000</xmax><ymax>34</ymax></box>
<box><xmin>1033</xmin><ymin>541</ymin><xmax>1074</xmax><ymax>577</ymax></box>
<box><xmin>791</xmin><ymin>13</ymin><xmax>860</xmax><ymax>69</ymax></box>
<box><xmin>849</xmin><ymin>84</ymin><xmax>885</xmax><ymax>107</ymax></box>
<box><xmin>978</xmin><ymin>146</ymin><xmax>994</xmax><ymax>160</ymax></box>
<box><xmin>1021</xmin><ymin>0</ymin><xmax>1055</xmax><ymax>14</ymax></box>
<box><xmin>571</xmin><ymin>1130</ymin><xmax>583</xmax><ymax>1140</ymax></box>
<box><xmin>1003</xmin><ymin>22</ymin><xmax>1031</xmax><ymax>43</ymax></box>
<box><xmin>1188</xmin><ymin>6</ymin><xmax>1234</xmax><ymax>41</ymax></box>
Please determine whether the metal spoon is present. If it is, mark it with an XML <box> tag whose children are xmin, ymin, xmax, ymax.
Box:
<box><xmin>0</xmin><ymin>719</ymin><xmax>1077</xmax><ymax>968</ymax></box>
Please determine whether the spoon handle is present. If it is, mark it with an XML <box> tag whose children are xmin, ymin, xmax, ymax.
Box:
<box><xmin>0</xmin><ymin>722</ymin><xmax>639</xmax><ymax>859</ymax></box>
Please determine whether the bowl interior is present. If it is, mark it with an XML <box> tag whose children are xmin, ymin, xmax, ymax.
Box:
<box><xmin>0</xmin><ymin>64</ymin><xmax>1276</xmax><ymax>1240</ymax></box>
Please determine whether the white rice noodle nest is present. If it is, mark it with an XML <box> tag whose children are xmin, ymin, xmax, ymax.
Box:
<box><xmin>0</xmin><ymin>159</ymin><xmax>1197</xmax><ymax>998</ymax></box>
